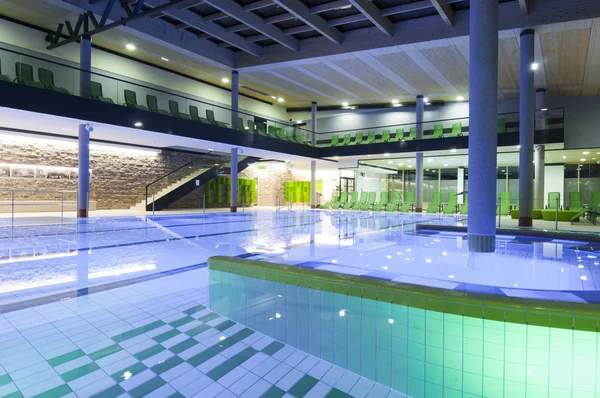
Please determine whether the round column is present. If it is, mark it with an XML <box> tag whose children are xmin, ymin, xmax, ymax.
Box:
<box><xmin>415</xmin><ymin>95</ymin><xmax>424</xmax><ymax>212</ymax></box>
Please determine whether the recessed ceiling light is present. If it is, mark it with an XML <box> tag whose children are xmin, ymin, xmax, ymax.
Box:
<box><xmin>450</xmin><ymin>149</ymin><xmax>457</xmax><ymax>153</ymax></box>
<box><xmin>427</xmin><ymin>159</ymin><xmax>433</xmax><ymax>162</ymax></box>
<box><xmin>277</xmin><ymin>98</ymin><xmax>284</xmax><ymax>102</ymax></box>
<box><xmin>426</xmin><ymin>102</ymin><xmax>431</xmax><ymax>106</ymax></box>
<box><xmin>221</xmin><ymin>77</ymin><xmax>230</xmax><ymax>83</ymax></box>
<box><xmin>208</xmin><ymin>148</ymin><xmax>214</xmax><ymax>151</ymax></box>
<box><xmin>423</xmin><ymin>97</ymin><xmax>429</xmax><ymax>102</ymax></box>
<box><xmin>161</xmin><ymin>57</ymin><xmax>169</xmax><ymax>62</ymax></box>
<box><xmin>125</xmin><ymin>43</ymin><xmax>136</xmax><ymax>51</ymax></box>
<box><xmin>444</xmin><ymin>164</ymin><xmax>449</xmax><ymax>167</ymax></box>
<box><xmin>517</xmin><ymin>145</ymin><xmax>521</xmax><ymax>149</ymax></box>
<box><xmin>271</xmin><ymin>96</ymin><xmax>276</xmax><ymax>99</ymax></box>
<box><xmin>583</xmin><ymin>151</ymin><xmax>589</xmax><ymax>155</ymax></box>
<box><xmin>342</xmin><ymin>102</ymin><xmax>349</xmax><ymax>107</ymax></box>
<box><xmin>384</xmin><ymin>153</ymin><xmax>390</xmax><ymax>157</ymax></box>
<box><xmin>562</xmin><ymin>156</ymin><xmax>566</xmax><ymax>159</ymax></box>
<box><xmin>580</xmin><ymin>158</ymin><xmax>586</xmax><ymax>161</ymax></box>
<box><xmin>541</xmin><ymin>108</ymin><xmax>548</xmax><ymax>111</ymax></box>
<box><xmin>388</xmin><ymin>161</ymin><xmax>393</xmax><ymax>164</ymax></box>
<box><xmin>531</xmin><ymin>62</ymin><xmax>539</xmax><ymax>71</ymax></box>
<box><xmin>134</xmin><ymin>122</ymin><xmax>143</xmax><ymax>127</ymax></box>
<box><xmin>456</xmin><ymin>96</ymin><xmax>464</xmax><ymax>101</ymax></box>
<box><xmin>392</xmin><ymin>99</ymin><xmax>399</xmax><ymax>104</ymax></box>
<box><xmin>333</xmin><ymin>156</ymin><xmax>339</xmax><ymax>159</ymax></box>
<box><xmin>296</xmin><ymin>120</ymin><xmax>302</xmax><ymax>123</ymax></box>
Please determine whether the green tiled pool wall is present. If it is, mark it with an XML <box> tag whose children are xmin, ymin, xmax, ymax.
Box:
<box><xmin>208</xmin><ymin>256</ymin><xmax>600</xmax><ymax>397</ymax></box>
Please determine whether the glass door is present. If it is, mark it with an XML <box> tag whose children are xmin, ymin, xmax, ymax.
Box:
<box><xmin>340</xmin><ymin>177</ymin><xmax>355</xmax><ymax>193</ymax></box>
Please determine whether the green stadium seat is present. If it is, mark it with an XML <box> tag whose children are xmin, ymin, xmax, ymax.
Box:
<box><xmin>497</xmin><ymin>192</ymin><xmax>511</xmax><ymax>215</ymax></box>
<box><xmin>15</xmin><ymin>62</ymin><xmax>44</xmax><ymax>89</ymax></box>
<box><xmin>296</xmin><ymin>132</ymin><xmax>313</xmax><ymax>146</ymax></box>
<box><xmin>432</xmin><ymin>125</ymin><xmax>444</xmax><ymax>138</ymax></box>
<box><xmin>124</xmin><ymin>89</ymin><xmax>148</xmax><ymax>110</ymax></box>
<box><xmin>146</xmin><ymin>95</ymin><xmax>169</xmax><ymax>115</ymax></box>
<box><xmin>569</xmin><ymin>192</ymin><xmax>583</xmax><ymax>210</ymax></box>
<box><xmin>286</xmin><ymin>130</ymin><xmax>298</xmax><ymax>142</ymax></box>
<box><xmin>206</xmin><ymin>109</ymin><xmax>228</xmax><ymax>127</ymax></box>
<box><xmin>405</xmin><ymin>127</ymin><xmax>417</xmax><ymax>141</ymax></box>
<box><xmin>360</xmin><ymin>192</ymin><xmax>377</xmax><ymax>210</ymax></box>
<box><xmin>0</xmin><ymin>60</ymin><xmax>10</xmax><ymax>83</ymax></box>
<box><xmin>38</xmin><ymin>68</ymin><xmax>70</xmax><ymax>94</ymax></box>
<box><xmin>399</xmin><ymin>191</ymin><xmax>415</xmax><ymax>212</ymax></box>
<box><xmin>498</xmin><ymin>118</ymin><xmax>506</xmax><ymax>133</ymax></box>
<box><xmin>373</xmin><ymin>192</ymin><xmax>389</xmax><ymax>211</ymax></box>
<box><xmin>443</xmin><ymin>192</ymin><xmax>458</xmax><ymax>214</ymax></box>
<box><xmin>364</xmin><ymin>132</ymin><xmax>376</xmax><ymax>144</ymax></box>
<box><xmin>377</xmin><ymin>130</ymin><xmax>390</xmax><ymax>144</ymax></box>
<box><xmin>447</xmin><ymin>123</ymin><xmax>462</xmax><ymax>137</ymax></box>
<box><xmin>168</xmin><ymin>100</ymin><xmax>191</xmax><ymax>119</ymax></box>
<box><xmin>341</xmin><ymin>134</ymin><xmax>352</xmax><ymax>146</ymax></box>
<box><xmin>389</xmin><ymin>129</ymin><xmax>403</xmax><ymax>142</ymax></box>
<box><xmin>426</xmin><ymin>192</ymin><xmax>442</xmax><ymax>213</ymax></box>
<box><xmin>343</xmin><ymin>191</ymin><xmax>359</xmax><ymax>209</ymax></box>
<box><xmin>352</xmin><ymin>192</ymin><xmax>369</xmax><ymax>210</ymax></box>
<box><xmin>189</xmin><ymin>105</ymin><xmax>209</xmax><ymax>123</ymax></box>
<box><xmin>350</xmin><ymin>133</ymin><xmax>364</xmax><ymax>145</ymax></box>
<box><xmin>327</xmin><ymin>136</ymin><xmax>339</xmax><ymax>147</ymax></box>
<box><xmin>90</xmin><ymin>81</ymin><xmax>114</xmax><ymax>104</ymax></box>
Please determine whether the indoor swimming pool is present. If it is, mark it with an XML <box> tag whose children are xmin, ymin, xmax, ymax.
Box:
<box><xmin>1</xmin><ymin>210</ymin><xmax>599</xmax><ymax>398</ymax></box>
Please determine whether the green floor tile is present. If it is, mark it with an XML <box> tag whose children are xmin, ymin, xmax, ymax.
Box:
<box><xmin>169</xmin><ymin>316</ymin><xmax>194</xmax><ymax>328</ymax></box>
<box><xmin>170</xmin><ymin>338</ymin><xmax>199</xmax><ymax>354</ymax></box>
<box><xmin>212</xmin><ymin>328</ymin><xmax>254</xmax><ymax>353</ymax></box>
<box><xmin>61</xmin><ymin>363</ymin><xmax>100</xmax><ymax>383</ymax></box>
<box><xmin>0</xmin><ymin>374</ymin><xmax>12</xmax><ymax>387</ymax></box>
<box><xmin>231</xmin><ymin>347</ymin><xmax>258</xmax><ymax>364</ymax></box>
<box><xmin>185</xmin><ymin>324</ymin><xmax>211</xmax><ymax>337</ymax></box>
<box><xmin>112</xmin><ymin>320</ymin><xmax>165</xmax><ymax>343</ymax></box>
<box><xmin>187</xmin><ymin>348</ymin><xmax>218</xmax><ymax>367</ymax></box>
<box><xmin>48</xmin><ymin>350</ymin><xmax>85</xmax><ymax>367</ymax></box>
<box><xmin>183</xmin><ymin>305</ymin><xmax>206</xmax><ymax>315</ymax></box>
<box><xmin>324</xmin><ymin>388</ymin><xmax>348</xmax><ymax>398</ymax></box>
<box><xmin>206</xmin><ymin>359</ymin><xmax>240</xmax><ymax>381</ymax></box>
<box><xmin>197</xmin><ymin>313</ymin><xmax>220</xmax><ymax>323</ymax></box>
<box><xmin>288</xmin><ymin>375</ymin><xmax>319</xmax><ymax>397</ymax></box>
<box><xmin>214</xmin><ymin>320</ymin><xmax>236</xmax><ymax>331</ymax></box>
<box><xmin>262</xmin><ymin>341</ymin><xmax>285</xmax><ymax>355</ymax></box>
<box><xmin>260</xmin><ymin>386</ymin><xmax>286</xmax><ymax>398</ymax></box>
<box><xmin>111</xmin><ymin>362</ymin><xmax>147</xmax><ymax>382</ymax></box>
<box><xmin>153</xmin><ymin>329</ymin><xmax>181</xmax><ymax>343</ymax></box>
<box><xmin>90</xmin><ymin>384</ymin><xmax>126</xmax><ymax>398</ymax></box>
<box><xmin>151</xmin><ymin>356</ymin><xmax>184</xmax><ymax>374</ymax></box>
<box><xmin>89</xmin><ymin>344</ymin><xmax>123</xmax><ymax>361</ymax></box>
<box><xmin>32</xmin><ymin>384</ymin><xmax>72</xmax><ymax>398</ymax></box>
<box><xmin>128</xmin><ymin>377</ymin><xmax>166</xmax><ymax>398</ymax></box>
<box><xmin>134</xmin><ymin>344</ymin><xmax>166</xmax><ymax>361</ymax></box>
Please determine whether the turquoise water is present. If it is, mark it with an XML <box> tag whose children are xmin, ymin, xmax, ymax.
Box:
<box><xmin>209</xmin><ymin>267</ymin><xmax>599</xmax><ymax>398</ymax></box>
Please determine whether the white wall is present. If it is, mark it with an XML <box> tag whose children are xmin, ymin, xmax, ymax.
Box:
<box><xmin>357</xmin><ymin>165</ymin><xmax>388</xmax><ymax>194</ymax></box>
<box><xmin>544</xmin><ymin>165</ymin><xmax>565</xmax><ymax>208</ymax></box>
<box><xmin>0</xmin><ymin>18</ymin><xmax>289</xmax><ymax>122</ymax></box>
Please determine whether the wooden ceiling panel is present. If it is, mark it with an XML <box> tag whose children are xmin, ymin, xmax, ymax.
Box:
<box><xmin>300</xmin><ymin>63</ymin><xmax>381</xmax><ymax>98</ymax></box>
<box><xmin>245</xmin><ymin>71</ymin><xmax>332</xmax><ymax>100</ymax></box>
<box><xmin>331</xmin><ymin>57</ymin><xmax>410</xmax><ymax>96</ymax></box>
<box><xmin>548</xmin><ymin>88</ymin><xmax>583</xmax><ymax>96</ymax></box>
<box><xmin>372</xmin><ymin>52</ymin><xmax>445</xmax><ymax>94</ymax></box>
<box><xmin>272</xmin><ymin>67</ymin><xmax>353</xmax><ymax>99</ymax></box>
<box><xmin>498</xmin><ymin>37</ymin><xmax>520</xmax><ymax>91</ymax></box>
<box><xmin>541</xmin><ymin>28</ymin><xmax>591</xmax><ymax>87</ymax></box>
<box><xmin>420</xmin><ymin>46</ymin><xmax>469</xmax><ymax>92</ymax></box>
<box><xmin>238</xmin><ymin>76</ymin><xmax>305</xmax><ymax>104</ymax></box>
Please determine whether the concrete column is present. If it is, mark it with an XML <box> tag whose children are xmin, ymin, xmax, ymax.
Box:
<box><xmin>231</xmin><ymin>70</ymin><xmax>239</xmax><ymax>129</ymax></box>
<box><xmin>79</xmin><ymin>35</ymin><xmax>91</xmax><ymax>98</ymax></box>
<box><xmin>534</xmin><ymin>145</ymin><xmax>545</xmax><ymax>209</ymax></box>
<box><xmin>311</xmin><ymin>101</ymin><xmax>317</xmax><ymax>145</ymax></box>
<box><xmin>457</xmin><ymin>167</ymin><xmax>465</xmax><ymax>205</ymax></box>
<box><xmin>77</xmin><ymin>124</ymin><xmax>90</xmax><ymax>218</ymax></box>
<box><xmin>230</xmin><ymin>147</ymin><xmax>238</xmax><ymax>212</ymax></box>
<box><xmin>310</xmin><ymin>160</ymin><xmax>317</xmax><ymax>208</ymax></box>
<box><xmin>518</xmin><ymin>29</ymin><xmax>535</xmax><ymax>227</ymax></box>
<box><xmin>415</xmin><ymin>95</ymin><xmax>424</xmax><ymax>212</ymax></box>
<box><xmin>467</xmin><ymin>0</ymin><xmax>498</xmax><ymax>252</ymax></box>
<box><xmin>536</xmin><ymin>89</ymin><xmax>547</xmax><ymax>130</ymax></box>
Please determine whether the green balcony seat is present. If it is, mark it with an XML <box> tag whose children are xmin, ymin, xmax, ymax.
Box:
<box><xmin>386</xmin><ymin>191</ymin><xmax>402</xmax><ymax>211</ymax></box>
<box><xmin>38</xmin><ymin>68</ymin><xmax>70</xmax><ymax>94</ymax></box>
<box><xmin>447</xmin><ymin>123</ymin><xmax>462</xmax><ymax>137</ymax></box>
<box><xmin>341</xmin><ymin>134</ymin><xmax>352</xmax><ymax>146</ymax></box>
<box><xmin>377</xmin><ymin>130</ymin><xmax>390</xmax><ymax>144</ymax></box>
<box><xmin>189</xmin><ymin>105</ymin><xmax>209</xmax><ymax>123</ymax></box>
<box><xmin>0</xmin><ymin>60</ymin><xmax>10</xmax><ymax>83</ymax></box>
<box><xmin>296</xmin><ymin>132</ymin><xmax>313</xmax><ymax>146</ymax></box>
<box><xmin>426</xmin><ymin>192</ymin><xmax>442</xmax><ymax>213</ymax></box>
<box><xmin>360</xmin><ymin>192</ymin><xmax>377</xmax><ymax>211</ymax></box>
<box><xmin>404</xmin><ymin>127</ymin><xmax>417</xmax><ymax>141</ymax></box>
<box><xmin>350</xmin><ymin>133</ymin><xmax>364</xmax><ymax>145</ymax></box>
<box><xmin>168</xmin><ymin>100</ymin><xmax>191</xmax><ymax>119</ymax></box>
<box><xmin>364</xmin><ymin>132</ymin><xmax>376</xmax><ymax>144</ymax></box>
<box><xmin>256</xmin><ymin>123</ymin><xmax>267</xmax><ymax>136</ymax></box>
<box><xmin>237</xmin><ymin>117</ymin><xmax>246</xmax><ymax>131</ymax></box>
<box><xmin>343</xmin><ymin>191</ymin><xmax>359</xmax><ymax>209</ymax></box>
<box><xmin>323</xmin><ymin>192</ymin><xmax>339</xmax><ymax>209</ymax></box>
<box><xmin>90</xmin><ymin>81</ymin><xmax>114</xmax><ymax>104</ymax></box>
<box><xmin>268</xmin><ymin>126</ymin><xmax>277</xmax><ymax>137</ymax></box>
<box><xmin>389</xmin><ymin>129</ymin><xmax>403</xmax><ymax>142</ymax></box>
<box><xmin>432</xmin><ymin>124</ymin><xmax>444</xmax><ymax>139</ymax></box>
<box><xmin>399</xmin><ymin>191</ymin><xmax>415</xmax><ymax>212</ymax></box>
<box><xmin>327</xmin><ymin>136</ymin><xmax>339</xmax><ymax>147</ymax></box>
<box><xmin>277</xmin><ymin>128</ymin><xmax>288</xmax><ymax>140</ymax></box>
<box><xmin>569</xmin><ymin>192</ymin><xmax>583</xmax><ymax>210</ymax></box>
<box><xmin>15</xmin><ymin>62</ymin><xmax>44</xmax><ymax>89</ymax></box>
<box><xmin>373</xmin><ymin>191</ymin><xmax>389</xmax><ymax>211</ymax></box>
<box><xmin>352</xmin><ymin>192</ymin><xmax>369</xmax><ymax>210</ymax></box>
<box><xmin>286</xmin><ymin>130</ymin><xmax>298</xmax><ymax>143</ymax></box>
<box><xmin>146</xmin><ymin>95</ymin><xmax>169</xmax><ymax>115</ymax></box>
<box><xmin>498</xmin><ymin>118</ymin><xmax>506</xmax><ymax>133</ymax></box>
<box><xmin>496</xmin><ymin>192</ymin><xmax>511</xmax><ymax>215</ymax></box>
<box><xmin>443</xmin><ymin>192</ymin><xmax>458</xmax><ymax>214</ymax></box>
<box><xmin>124</xmin><ymin>89</ymin><xmax>148</xmax><ymax>111</ymax></box>
<box><xmin>246</xmin><ymin>120</ymin><xmax>256</xmax><ymax>133</ymax></box>
<box><xmin>206</xmin><ymin>109</ymin><xmax>228</xmax><ymax>127</ymax></box>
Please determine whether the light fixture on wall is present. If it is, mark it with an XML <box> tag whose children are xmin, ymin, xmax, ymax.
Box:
<box><xmin>221</xmin><ymin>77</ymin><xmax>230</xmax><ymax>83</ymax></box>
<box><xmin>125</xmin><ymin>43</ymin><xmax>136</xmax><ymax>51</ymax></box>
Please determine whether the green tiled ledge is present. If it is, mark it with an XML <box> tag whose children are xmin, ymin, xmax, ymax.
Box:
<box><xmin>208</xmin><ymin>256</ymin><xmax>600</xmax><ymax>332</ymax></box>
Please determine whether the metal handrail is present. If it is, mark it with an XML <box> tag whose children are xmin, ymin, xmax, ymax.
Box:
<box><xmin>0</xmin><ymin>189</ymin><xmax>76</xmax><ymax>225</ymax></box>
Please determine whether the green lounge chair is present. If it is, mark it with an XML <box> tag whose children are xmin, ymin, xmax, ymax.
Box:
<box><xmin>124</xmin><ymin>89</ymin><xmax>148</xmax><ymax>110</ymax></box>
<box><xmin>399</xmin><ymin>192</ymin><xmax>415</xmax><ymax>212</ymax></box>
<box><xmin>296</xmin><ymin>132</ymin><xmax>313</xmax><ymax>146</ymax></box>
<box><xmin>498</xmin><ymin>118</ymin><xmax>506</xmax><ymax>133</ymax></box>
<box><xmin>497</xmin><ymin>192</ymin><xmax>511</xmax><ymax>215</ymax></box>
<box><xmin>332</xmin><ymin>192</ymin><xmax>348</xmax><ymax>209</ymax></box>
<box><xmin>0</xmin><ymin>60</ymin><xmax>10</xmax><ymax>83</ymax></box>
<box><xmin>460</xmin><ymin>199</ymin><xmax>468</xmax><ymax>215</ymax></box>
<box><xmin>364</xmin><ymin>132</ymin><xmax>376</xmax><ymax>144</ymax></box>
<box><xmin>327</xmin><ymin>136</ymin><xmax>339</xmax><ymax>147</ymax></box>
<box><xmin>206</xmin><ymin>109</ymin><xmax>228</xmax><ymax>127</ymax></box>
<box><xmin>286</xmin><ymin>130</ymin><xmax>299</xmax><ymax>143</ymax></box>
<box><xmin>432</xmin><ymin>125</ymin><xmax>444</xmax><ymax>138</ymax></box>
<box><xmin>352</xmin><ymin>192</ymin><xmax>369</xmax><ymax>210</ymax></box>
<box><xmin>360</xmin><ymin>192</ymin><xmax>377</xmax><ymax>211</ymax></box>
<box><xmin>569</xmin><ymin>192</ymin><xmax>583</xmax><ymax>210</ymax></box>
<box><xmin>377</xmin><ymin>130</ymin><xmax>390</xmax><ymax>144</ymax></box>
<box><xmin>323</xmin><ymin>192</ymin><xmax>339</xmax><ymax>209</ymax></box>
<box><xmin>189</xmin><ymin>105</ymin><xmax>209</xmax><ymax>123</ymax></box>
<box><xmin>341</xmin><ymin>134</ymin><xmax>352</xmax><ymax>146</ymax></box>
<box><xmin>343</xmin><ymin>192</ymin><xmax>359</xmax><ymax>209</ymax></box>
<box><xmin>591</xmin><ymin>192</ymin><xmax>600</xmax><ymax>207</ymax></box>
<box><xmin>38</xmin><ymin>68</ymin><xmax>70</xmax><ymax>94</ymax></box>
<box><xmin>168</xmin><ymin>100</ymin><xmax>191</xmax><ymax>119</ymax></box>
<box><xmin>443</xmin><ymin>192</ymin><xmax>458</xmax><ymax>214</ymax></box>
<box><xmin>256</xmin><ymin>123</ymin><xmax>267</xmax><ymax>136</ymax></box>
<box><xmin>90</xmin><ymin>81</ymin><xmax>114</xmax><ymax>103</ymax></box>
<box><xmin>447</xmin><ymin>123</ymin><xmax>462</xmax><ymax>137</ymax></box>
<box><xmin>386</xmin><ymin>191</ymin><xmax>402</xmax><ymax>211</ymax></box>
<box><xmin>373</xmin><ymin>192</ymin><xmax>389</xmax><ymax>211</ymax></box>
<box><xmin>15</xmin><ymin>62</ymin><xmax>44</xmax><ymax>89</ymax></box>
<box><xmin>547</xmin><ymin>192</ymin><xmax>560</xmax><ymax>209</ymax></box>
<box><xmin>237</xmin><ymin>117</ymin><xmax>246</xmax><ymax>131</ymax></box>
<box><xmin>350</xmin><ymin>133</ymin><xmax>364</xmax><ymax>145</ymax></box>
<box><xmin>389</xmin><ymin>129</ymin><xmax>403</xmax><ymax>142</ymax></box>
<box><xmin>427</xmin><ymin>192</ymin><xmax>442</xmax><ymax>213</ymax></box>
<box><xmin>146</xmin><ymin>95</ymin><xmax>169</xmax><ymax>115</ymax></box>
<box><xmin>404</xmin><ymin>127</ymin><xmax>417</xmax><ymax>141</ymax></box>
<box><xmin>268</xmin><ymin>126</ymin><xmax>277</xmax><ymax>137</ymax></box>
<box><xmin>246</xmin><ymin>120</ymin><xmax>256</xmax><ymax>133</ymax></box>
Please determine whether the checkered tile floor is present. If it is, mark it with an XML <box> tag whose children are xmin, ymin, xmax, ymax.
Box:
<box><xmin>0</xmin><ymin>269</ymin><xmax>404</xmax><ymax>398</ymax></box>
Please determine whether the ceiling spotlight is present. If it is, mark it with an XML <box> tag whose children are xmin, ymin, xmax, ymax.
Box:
<box><xmin>456</xmin><ymin>96</ymin><xmax>465</xmax><ymax>101</ymax></box>
<box><xmin>426</xmin><ymin>102</ymin><xmax>431</xmax><ymax>106</ymax></box>
<box><xmin>444</xmin><ymin>164</ymin><xmax>449</xmax><ymax>167</ymax></box>
<box><xmin>342</xmin><ymin>102</ymin><xmax>349</xmax><ymax>107</ymax></box>
<box><xmin>384</xmin><ymin>153</ymin><xmax>390</xmax><ymax>157</ymax></box>
<box><xmin>541</xmin><ymin>108</ymin><xmax>548</xmax><ymax>111</ymax></box>
<box><xmin>125</xmin><ymin>43</ymin><xmax>136</xmax><ymax>51</ymax></box>
<box><xmin>333</xmin><ymin>156</ymin><xmax>339</xmax><ymax>159</ymax></box>
<box><xmin>450</xmin><ymin>149</ymin><xmax>457</xmax><ymax>153</ymax></box>
<box><xmin>296</xmin><ymin>120</ymin><xmax>303</xmax><ymax>124</ymax></box>
<box><xmin>580</xmin><ymin>158</ymin><xmax>586</xmax><ymax>161</ymax></box>
<box><xmin>423</xmin><ymin>97</ymin><xmax>429</xmax><ymax>102</ymax></box>
<box><xmin>271</xmin><ymin>96</ymin><xmax>276</xmax><ymax>99</ymax></box>
<box><xmin>161</xmin><ymin>57</ymin><xmax>169</xmax><ymax>62</ymax></box>
<box><xmin>277</xmin><ymin>98</ymin><xmax>284</xmax><ymax>102</ymax></box>
<box><xmin>562</xmin><ymin>156</ymin><xmax>566</xmax><ymax>159</ymax></box>
<box><xmin>221</xmin><ymin>77</ymin><xmax>230</xmax><ymax>83</ymax></box>
<box><xmin>517</xmin><ymin>145</ymin><xmax>521</xmax><ymax>149</ymax></box>
<box><xmin>531</xmin><ymin>62</ymin><xmax>539</xmax><ymax>71</ymax></box>
<box><xmin>134</xmin><ymin>122</ymin><xmax>143</xmax><ymax>127</ymax></box>
<box><xmin>583</xmin><ymin>151</ymin><xmax>589</xmax><ymax>155</ymax></box>
<box><xmin>388</xmin><ymin>161</ymin><xmax>393</xmax><ymax>164</ymax></box>
<box><xmin>392</xmin><ymin>99</ymin><xmax>399</xmax><ymax>104</ymax></box>
<box><xmin>427</xmin><ymin>158</ymin><xmax>433</xmax><ymax>162</ymax></box>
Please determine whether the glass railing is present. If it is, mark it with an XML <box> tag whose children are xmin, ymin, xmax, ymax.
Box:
<box><xmin>0</xmin><ymin>45</ymin><xmax>317</xmax><ymax>146</ymax></box>
<box><xmin>315</xmin><ymin>108</ymin><xmax>564</xmax><ymax>147</ymax></box>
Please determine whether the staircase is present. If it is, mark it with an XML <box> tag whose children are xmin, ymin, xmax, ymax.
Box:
<box><xmin>134</xmin><ymin>155</ymin><xmax>260</xmax><ymax>212</ymax></box>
